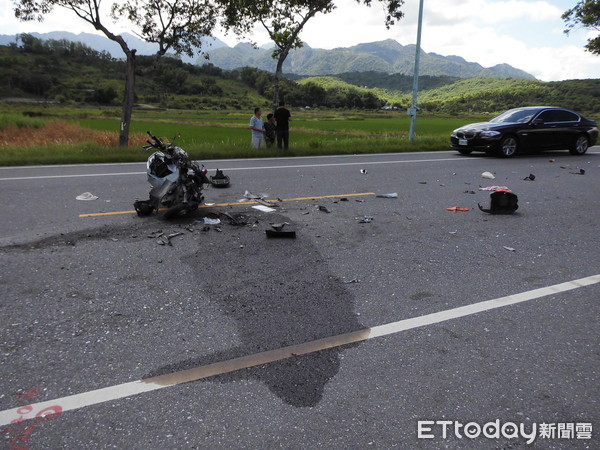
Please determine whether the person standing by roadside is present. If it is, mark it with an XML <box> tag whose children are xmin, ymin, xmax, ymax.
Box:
<box><xmin>264</xmin><ymin>113</ymin><xmax>276</xmax><ymax>147</ymax></box>
<box><xmin>274</xmin><ymin>101</ymin><xmax>292</xmax><ymax>150</ymax></box>
<box><xmin>249</xmin><ymin>107</ymin><xmax>265</xmax><ymax>149</ymax></box>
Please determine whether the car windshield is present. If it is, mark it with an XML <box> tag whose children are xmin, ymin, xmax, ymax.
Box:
<box><xmin>490</xmin><ymin>109</ymin><xmax>536</xmax><ymax>124</ymax></box>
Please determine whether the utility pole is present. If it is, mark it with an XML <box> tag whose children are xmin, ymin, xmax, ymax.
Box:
<box><xmin>408</xmin><ymin>0</ymin><xmax>425</xmax><ymax>142</ymax></box>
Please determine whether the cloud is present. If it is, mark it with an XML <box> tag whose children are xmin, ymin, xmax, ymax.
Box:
<box><xmin>425</xmin><ymin>0</ymin><xmax>563</xmax><ymax>26</ymax></box>
<box><xmin>0</xmin><ymin>0</ymin><xmax>597</xmax><ymax>81</ymax></box>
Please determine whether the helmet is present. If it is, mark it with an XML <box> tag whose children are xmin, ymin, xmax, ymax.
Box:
<box><xmin>134</xmin><ymin>200</ymin><xmax>155</xmax><ymax>216</ymax></box>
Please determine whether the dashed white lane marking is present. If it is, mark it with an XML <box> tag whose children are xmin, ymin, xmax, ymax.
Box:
<box><xmin>1</xmin><ymin>274</ymin><xmax>598</xmax><ymax>426</ymax></box>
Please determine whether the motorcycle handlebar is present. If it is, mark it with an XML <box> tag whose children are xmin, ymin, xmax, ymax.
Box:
<box><xmin>144</xmin><ymin>131</ymin><xmax>168</xmax><ymax>151</ymax></box>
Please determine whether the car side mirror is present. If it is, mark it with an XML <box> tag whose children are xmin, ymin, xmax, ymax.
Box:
<box><xmin>532</xmin><ymin>118</ymin><xmax>544</xmax><ymax>126</ymax></box>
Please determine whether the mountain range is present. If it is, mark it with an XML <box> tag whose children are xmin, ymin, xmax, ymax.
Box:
<box><xmin>0</xmin><ymin>31</ymin><xmax>535</xmax><ymax>80</ymax></box>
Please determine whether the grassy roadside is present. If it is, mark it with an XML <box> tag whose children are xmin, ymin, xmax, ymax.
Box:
<box><xmin>0</xmin><ymin>106</ymin><xmax>478</xmax><ymax>166</ymax></box>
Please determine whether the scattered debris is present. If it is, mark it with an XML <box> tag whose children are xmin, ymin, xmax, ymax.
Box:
<box><xmin>210</xmin><ymin>169</ymin><xmax>230</xmax><ymax>188</ymax></box>
<box><xmin>252</xmin><ymin>205</ymin><xmax>276</xmax><ymax>213</ymax></box>
<box><xmin>339</xmin><ymin>198</ymin><xmax>349</xmax><ymax>202</ymax></box>
<box><xmin>481</xmin><ymin>171</ymin><xmax>495</xmax><ymax>180</ymax></box>
<box><xmin>317</xmin><ymin>205</ymin><xmax>331</xmax><ymax>213</ymax></box>
<box><xmin>342</xmin><ymin>278</ymin><xmax>360</xmax><ymax>284</ymax></box>
<box><xmin>479</xmin><ymin>186</ymin><xmax>511</xmax><ymax>192</ymax></box>
<box><xmin>266</xmin><ymin>222</ymin><xmax>296</xmax><ymax>238</ymax></box>
<box><xmin>360</xmin><ymin>169</ymin><xmax>368</xmax><ymax>174</ymax></box>
<box><xmin>76</xmin><ymin>192</ymin><xmax>98</xmax><ymax>201</ymax></box>
<box><xmin>203</xmin><ymin>217</ymin><xmax>221</xmax><ymax>225</ymax></box>
<box><xmin>523</xmin><ymin>173</ymin><xmax>536</xmax><ymax>181</ymax></box>
<box><xmin>147</xmin><ymin>230</ymin><xmax>164</xmax><ymax>239</ymax></box>
<box><xmin>358</xmin><ymin>216</ymin><xmax>374</xmax><ymax>223</ymax></box>
<box><xmin>157</xmin><ymin>232</ymin><xmax>183</xmax><ymax>246</ymax></box>
<box><xmin>446</xmin><ymin>207</ymin><xmax>470</xmax><ymax>212</ymax></box>
<box><xmin>479</xmin><ymin>191</ymin><xmax>519</xmax><ymax>214</ymax></box>
<box><xmin>376</xmin><ymin>193</ymin><xmax>398</xmax><ymax>198</ymax></box>
<box><xmin>571</xmin><ymin>169</ymin><xmax>585</xmax><ymax>175</ymax></box>
<box><xmin>257</xmin><ymin>198</ymin><xmax>277</xmax><ymax>208</ymax></box>
<box><xmin>463</xmin><ymin>190</ymin><xmax>476</xmax><ymax>194</ymax></box>
<box><xmin>549</xmin><ymin>159</ymin><xmax>556</xmax><ymax>163</ymax></box>
<box><xmin>503</xmin><ymin>246</ymin><xmax>516</xmax><ymax>252</ymax></box>
<box><xmin>270</xmin><ymin>222</ymin><xmax>289</xmax><ymax>231</ymax></box>
<box><xmin>418</xmin><ymin>181</ymin><xmax>427</xmax><ymax>184</ymax></box>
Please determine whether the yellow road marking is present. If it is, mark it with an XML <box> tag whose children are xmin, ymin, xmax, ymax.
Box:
<box><xmin>79</xmin><ymin>192</ymin><xmax>376</xmax><ymax>218</ymax></box>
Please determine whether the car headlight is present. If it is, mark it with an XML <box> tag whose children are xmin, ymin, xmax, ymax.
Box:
<box><xmin>480</xmin><ymin>130</ymin><xmax>501</xmax><ymax>138</ymax></box>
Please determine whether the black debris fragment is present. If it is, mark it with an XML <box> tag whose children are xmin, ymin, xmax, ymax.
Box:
<box><xmin>266</xmin><ymin>222</ymin><xmax>296</xmax><ymax>238</ymax></box>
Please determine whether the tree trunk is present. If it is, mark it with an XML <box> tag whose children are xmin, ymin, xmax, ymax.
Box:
<box><xmin>119</xmin><ymin>50</ymin><xmax>137</xmax><ymax>147</ymax></box>
<box><xmin>272</xmin><ymin>48</ymin><xmax>288</xmax><ymax>109</ymax></box>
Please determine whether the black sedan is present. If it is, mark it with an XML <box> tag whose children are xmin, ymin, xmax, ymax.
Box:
<box><xmin>451</xmin><ymin>106</ymin><xmax>599</xmax><ymax>157</ymax></box>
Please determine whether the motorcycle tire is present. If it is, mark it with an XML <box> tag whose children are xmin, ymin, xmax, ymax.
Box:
<box><xmin>163</xmin><ymin>203</ymin><xmax>192</xmax><ymax>219</ymax></box>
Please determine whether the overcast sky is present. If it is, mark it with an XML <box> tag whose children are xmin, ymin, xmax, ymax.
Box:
<box><xmin>1</xmin><ymin>0</ymin><xmax>598</xmax><ymax>81</ymax></box>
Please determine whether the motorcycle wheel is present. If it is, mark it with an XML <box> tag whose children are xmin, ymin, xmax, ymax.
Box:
<box><xmin>163</xmin><ymin>203</ymin><xmax>191</xmax><ymax>219</ymax></box>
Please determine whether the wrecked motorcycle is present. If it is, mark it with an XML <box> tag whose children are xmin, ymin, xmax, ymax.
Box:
<box><xmin>134</xmin><ymin>132</ymin><xmax>210</xmax><ymax>219</ymax></box>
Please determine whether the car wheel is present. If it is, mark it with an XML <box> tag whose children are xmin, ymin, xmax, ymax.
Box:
<box><xmin>569</xmin><ymin>135</ymin><xmax>589</xmax><ymax>155</ymax></box>
<box><xmin>499</xmin><ymin>136</ymin><xmax>517</xmax><ymax>158</ymax></box>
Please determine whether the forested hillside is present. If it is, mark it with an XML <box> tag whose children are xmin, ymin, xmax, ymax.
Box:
<box><xmin>1</xmin><ymin>35</ymin><xmax>598</xmax><ymax>119</ymax></box>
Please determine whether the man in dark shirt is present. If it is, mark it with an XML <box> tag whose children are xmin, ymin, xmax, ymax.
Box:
<box><xmin>273</xmin><ymin>101</ymin><xmax>292</xmax><ymax>150</ymax></box>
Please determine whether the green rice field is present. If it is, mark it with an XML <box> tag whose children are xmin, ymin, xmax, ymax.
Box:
<box><xmin>0</xmin><ymin>106</ymin><xmax>484</xmax><ymax>165</ymax></box>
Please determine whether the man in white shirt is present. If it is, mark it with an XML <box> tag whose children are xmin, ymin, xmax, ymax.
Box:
<box><xmin>249</xmin><ymin>108</ymin><xmax>265</xmax><ymax>148</ymax></box>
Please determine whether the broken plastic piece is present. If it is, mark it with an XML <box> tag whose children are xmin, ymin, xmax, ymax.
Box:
<box><xmin>479</xmin><ymin>186</ymin><xmax>511</xmax><ymax>192</ymax></box>
<box><xmin>376</xmin><ymin>193</ymin><xmax>398</xmax><ymax>198</ymax></box>
<box><xmin>270</xmin><ymin>222</ymin><xmax>289</xmax><ymax>231</ymax></box>
<box><xmin>358</xmin><ymin>216</ymin><xmax>374</xmax><ymax>223</ymax></box>
<box><xmin>481</xmin><ymin>171</ymin><xmax>495</xmax><ymax>180</ymax></box>
<box><xmin>360</xmin><ymin>169</ymin><xmax>367</xmax><ymax>174</ymax></box>
<box><xmin>265</xmin><ymin>227</ymin><xmax>296</xmax><ymax>238</ymax></box>
<box><xmin>446</xmin><ymin>207</ymin><xmax>470</xmax><ymax>212</ymax></box>
<box><xmin>203</xmin><ymin>217</ymin><xmax>221</xmax><ymax>225</ymax></box>
<box><xmin>76</xmin><ymin>192</ymin><xmax>98</xmax><ymax>201</ymax></box>
<box><xmin>252</xmin><ymin>205</ymin><xmax>276</xmax><ymax>212</ymax></box>
<box><xmin>503</xmin><ymin>246</ymin><xmax>516</xmax><ymax>252</ymax></box>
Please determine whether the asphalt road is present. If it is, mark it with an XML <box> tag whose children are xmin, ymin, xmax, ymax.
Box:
<box><xmin>0</xmin><ymin>148</ymin><xmax>599</xmax><ymax>449</ymax></box>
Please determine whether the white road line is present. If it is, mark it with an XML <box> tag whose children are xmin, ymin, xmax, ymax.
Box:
<box><xmin>0</xmin><ymin>273</ymin><xmax>598</xmax><ymax>426</ymax></box>
<box><xmin>0</xmin><ymin>151</ymin><xmax>458</xmax><ymax>170</ymax></box>
<box><xmin>0</xmin><ymin>157</ymin><xmax>475</xmax><ymax>181</ymax></box>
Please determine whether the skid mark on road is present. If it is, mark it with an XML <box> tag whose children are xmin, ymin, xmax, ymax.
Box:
<box><xmin>0</xmin><ymin>274</ymin><xmax>598</xmax><ymax>426</ymax></box>
<box><xmin>78</xmin><ymin>192</ymin><xmax>376</xmax><ymax>217</ymax></box>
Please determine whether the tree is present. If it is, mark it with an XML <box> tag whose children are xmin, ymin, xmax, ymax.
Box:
<box><xmin>220</xmin><ymin>0</ymin><xmax>405</xmax><ymax>108</ymax></box>
<box><xmin>563</xmin><ymin>0</ymin><xmax>600</xmax><ymax>55</ymax></box>
<box><xmin>14</xmin><ymin>0</ymin><xmax>219</xmax><ymax>146</ymax></box>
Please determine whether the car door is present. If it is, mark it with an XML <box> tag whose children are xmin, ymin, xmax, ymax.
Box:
<box><xmin>549</xmin><ymin>110</ymin><xmax>581</xmax><ymax>149</ymax></box>
<box><xmin>528</xmin><ymin>109</ymin><xmax>580</xmax><ymax>150</ymax></box>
